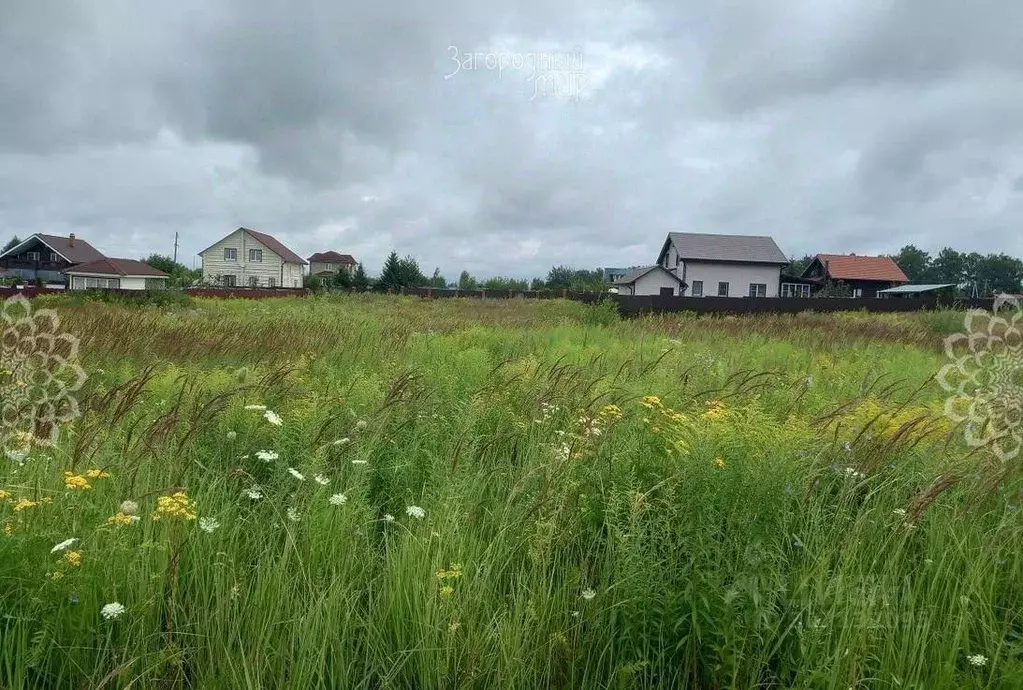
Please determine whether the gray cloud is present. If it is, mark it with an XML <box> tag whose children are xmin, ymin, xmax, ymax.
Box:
<box><xmin>1</xmin><ymin>0</ymin><xmax>1021</xmax><ymax>279</ymax></box>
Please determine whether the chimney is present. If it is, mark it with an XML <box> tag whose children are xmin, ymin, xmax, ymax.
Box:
<box><xmin>69</xmin><ymin>233</ymin><xmax>75</xmax><ymax>247</ymax></box>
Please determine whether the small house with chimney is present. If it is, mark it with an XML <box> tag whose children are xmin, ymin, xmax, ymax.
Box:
<box><xmin>0</xmin><ymin>233</ymin><xmax>106</xmax><ymax>285</ymax></box>
<box><xmin>799</xmin><ymin>254</ymin><xmax>909</xmax><ymax>298</ymax></box>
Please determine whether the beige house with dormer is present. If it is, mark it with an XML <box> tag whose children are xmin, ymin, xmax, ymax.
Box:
<box><xmin>199</xmin><ymin>227</ymin><xmax>307</xmax><ymax>288</ymax></box>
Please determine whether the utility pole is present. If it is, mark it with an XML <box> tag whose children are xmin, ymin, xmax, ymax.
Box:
<box><xmin>173</xmin><ymin>232</ymin><xmax>179</xmax><ymax>264</ymax></box>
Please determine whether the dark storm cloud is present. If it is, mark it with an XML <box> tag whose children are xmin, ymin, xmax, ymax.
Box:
<box><xmin>0</xmin><ymin>0</ymin><xmax>1021</xmax><ymax>278</ymax></box>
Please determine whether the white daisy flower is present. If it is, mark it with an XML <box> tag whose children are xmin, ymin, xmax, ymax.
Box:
<box><xmin>100</xmin><ymin>602</ymin><xmax>126</xmax><ymax>619</ymax></box>
<box><xmin>51</xmin><ymin>537</ymin><xmax>79</xmax><ymax>553</ymax></box>
<box><xmin>581</xmin><ymin>589</ymin><xmax>597</xmax><ymax>601</ymax></box>
<box><xmin>286</xmin><ymin>507</ymin><xmax>301</xmax><ymax>522</ymax></box>
<box><xmin>329</xmin><ymin>493</ymin><xmax>347</xmax><ymax>506</ymax></box>
<box><xmin>118</xmin><ymin>500</ymin><xmax>139</xmax><ymax>516</ymax></box>
<box><xmin>355</xmin><ymin>420</ymin><xmax>368</xmax><ymax>430</ymax></box>
<box><xmin>314</xmin><ymin>474</ymin><xmax>330</xmax><ymax>485</ymax></box>
<box><xmin>383</xmin><ymin>514</ymin><xmax>395</xmax><ymax>522</ymax></box>
<box><xmin>264</xmin><ymin>410</ymin><xmax>283</xmax><ymax>426</ymax></box>
<box><xmin>199</xmin><ymin>517</ymin><xmax>220</xmax><ymax>533</ymax></box>
<box><xmin>406</xmin><ymin>505</ymin><xmax>426</xmax><ymax>519</ymax></box>
<box><xmin>244</xmin><ymin>486</ymin><xmax>263</xmax><ymax>500</ymax></box>
<box><xmin>287</xmin><ymin>468</ymin><xmax>305</xmax><ymax>481</ymax></box>
<box><xmin>967</xmin><ymin>654</ymin><xmax>988</xmax><ymax>667</ymax></box>
<box><xmin>255</xmin><ymin>450</ymin><xmax>279</xmax><ymax>462</ymax></box>
<box><xmin>244</xmin><ymin>404</ymin><xmax>267</xmax><ymax>411</ymax></box>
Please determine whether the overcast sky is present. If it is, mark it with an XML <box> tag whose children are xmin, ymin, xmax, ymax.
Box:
<box><xmin>2</xmin><ymin>1</ymin><xmax>1021</xmax><ymax>278</ymax></box>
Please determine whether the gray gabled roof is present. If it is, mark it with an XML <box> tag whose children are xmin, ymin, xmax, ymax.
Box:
<box><xmin>658</xmin><ymin>232</ymin><xmax>788</xmax><ymax>265</ymax></box>
<box><xmin>876</xmin><ymin>284</ymin><xmax>955</xmax><ymax>294</ymax></box>
<box><xmin>613</xmin><ymin>265</ymin><xmax>685</xmax><ymax>286</ymax></box>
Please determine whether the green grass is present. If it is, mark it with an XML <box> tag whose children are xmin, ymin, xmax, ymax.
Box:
<box><xmin>1</xmin><ymin>296</ymin><xmax>1020</xmax><ymax>689</ymax></box>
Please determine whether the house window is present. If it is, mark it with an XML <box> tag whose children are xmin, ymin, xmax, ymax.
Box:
<box><xmin>224</xmin><ymin>248</ymin><xmax>237</xmax><ymax>261</ymax></box>
<box><xmin>267</xmin><ymin>277</ymin><xmax>276</xmax><ymax>288</ymax></box>
<box><xmin>26</xmin><ymin>251</ymin><xmax>40</xmax><ymax>261</ymax></box>
<box><xmin>222</xmin><ymin>275</ymin><xmax>236</xmax><ymax>287</ymax></box>
<box><xmin>749</xmin><ymin>283</ymin><xmax>767</xmax><ymax>298</ymax></box>
<box><xmin>249</xmin><ymin>249</ymin><xmax>262</xmax><ymax>262</ymax></box>
<box><xmin>248</xmin><ymin>275</ymin><xmax>258</xmax><ymax>287</ymax></box>
<box><xmin>717</xmin><ymin>281</ymin><xmax>730</xmax><ymax>297</ymax></box>
<box><xmin>325</xmin><ymin>263</ymin><xmax>333</xmax><ymax>271</ymax></box>
<box><xmin>659</xmin><ymin>287</ymin><xmax>674</xmax><ymax>297</ymax></box>
<box><xmin>83</xmin><ymin>277</ymin><xmax>119</xmax><ymax>289</ymax></box>
<box><xmin>852</xmin><ymin>288</ymin><xmax>863</xmax><ymax>298</ymax></box>
<box><xmin>691</xmin><ymin>280</ymin><xmax>703</xmax><ymax>297</ymax></box>
<box><xmin>49</xmin><ymin>252</ymin><xmax>59</xmax><ymax>262</ymax></box>
<box><xmin>144</xmin><ymin>278</ymin><xmax>165</xmax><ymax>290</ymax></box>
<box><xmin>781</xmin><ymin>283</ymin><xmax>810</xmax><ymax>298</ymax></box>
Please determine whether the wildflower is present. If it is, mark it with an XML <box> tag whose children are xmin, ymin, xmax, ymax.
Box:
<box><xmin>152</xmin><ymin>492</ymin><xmax>197</xmax><ymax>521</ymax></box>
<box><xmin>51</xmin><ymin>538</ymin><xmax>79</xmax><ymax>553</ymax></box>
<box><xmin>713</xmin><ymin>457</ymin><xmax>725</xmax><ymax>469</ymax></box>
<box><xmin>68</xmin><ymin>593</ymin><xmax>79</xmax><ymax>604</ymax></box>
<box><xmin>100</xmin><ymin>602</ymin><xmax>126</xmax><ymax>620</ymax></box>
<box><xmin>641</xmin><ymin>396</ymin><xmax>662</xmax><ymax>409</ymax></box>
<box><xmin>351</xmin><ymin>459</ymin><xmax>368</xmax><ymax>465</ymax></box>
<box><xmin>843</xmin><ymin>441</ymin><xmax>853</xmax><ymax>453</ymax></box>
<box><xmin>967</xmin><ymin>654</ymin><xmax>988</xmax><ymax>667</ymax></box>
<box><xmin>85</xmin><ymin>468</ymin><xmax>110</xmax><ymax>479</ymax></box>
<box><xmin>436</xmin><ymin>564</ymin><xmax>463</xmax><ymax>580</ymax></box>
<box><xmin>406</xmin><ymin>505</ymin><xmax>426</xmax><ymax>519</ymax></box>
<box><xmin>226</xmin><ymin>431</ymin><xmax>237</xmax><ymax>441</ymax></box>
<box><xmin>230</xmin><ymin>583</ymin><xmax>241</xmax><ymax>599</ymax></box>
<box><xmin>287</xmin><ymin>468</ymin><xmax>305</xmax><ymax>481</ymax></box>
<box><xmin>314</xmin><ymin>474</ymin><xmax>330</xmax><ymax>485</ymax></box>
<box><xmin>571</xmin><ymin>611</ymin><xmax>580</xmax><ymax>617</ymax></box>
<box><xmin>63</xmin><ymin>472</ymin><xmax>91</xmax><ymax>491</ymax></box>
<box><xmin>924</xmin><ymin>558</ymin><xmax>934</xmax><ymax>565</ymax></box>
<box><xmin>580</xmin><ymin>589</ymin><xmax>596</xmax><ymax>601</ymax></box>
<box><xmin>286</xmin><ymin>507</ymin><xmax>301</xmax><ymax>522</ymax></box>
<box><xmin>448</xmin><ymin>621</ymin><xmax>461</xmax><ymax>633</ymax></box>
<box><xmin>244</xmin><ymin>486</ymin><xmax>263</xmax><ymax>500</ymax></box>
<box><xmin>119</xmin><ymin>500</ymin><xmax>139</xmax><ymax>515</ymax></box>
<box><xmin>199</xmin><ymin>517</ymin><xmax>220</xmax><ymax>533</ymax></box>
<box><xmin>892</xmin><ymin>508</ymin><xmax>907</xmax><ymax>516</ymax></box>
<box><xmin>804</xmin><ymin>375</ymin><xmax>814</xmax><ymax>387</ymax></box>
<box><xmin>0</xmin><ymin>489</ymin><xmax>8</xmax><ymax>500</ymax></box>
<box><xmin>48</xmin><ymin>571</ymin><xmax>64</xmax><ymax>580</ymax></box>
<box><xmin>439</xmin><ymin>585</ymin><xmax>454</xmax><ymax>597</ymax></box>
<box><xmin>264</xmin><ymin>410</ymin><xmax>283</xmax><ymax>426</ymax></box>
<box><xmin>64</xmin><ymin>550</ymin><xmax>83</xmax><ymax>567</ymax></box>
<box><xmin>355</xmin><ymin>420</ymin><xmax>368</xmax><ymax>430</ymax></box>
<box><xmin>703</xmin><ymin>401</ymin><xmax>727</xmax><ymax>420</ymax></box>
<box><xmin>12</xmin><ymin>497</ymin><xmax>39</xmax><ymax>511</ymax></box>
<box><xmin>332</xmin><ymin>438</ymin><xmax>350</xmax><ymax>446</ymax></box>
<box><xmin>383</xmin><ymin>514</ymin><xmax>395</xmax><ymax>522</ymax></box>
<box><xmin>106</xmin><ymin>512</ymin><xmax>140</xmax><ymax>527</ymax></box>
<box><xmin>255</xmin><ymin>450</ymin><xmax>279</xmax><ymax>462</ymax></box>
<box><xmin>244</xmin><ymin>404</ymin><xmax>267</xmax><ymax>410</ymax></box>
<box><xmin>329</xmin><ymin>493</ymin><xmax>347</xmax><ymax>506</ymax></box>
<box><xmin>2</xmin><ymin>523</ymin><xmax>13</xmax><ymax>535</ymax></box>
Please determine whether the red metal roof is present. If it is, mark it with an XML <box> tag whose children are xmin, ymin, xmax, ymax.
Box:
<box><xmin>308</xmin><ymin>251</ymin><xmax>356</xmax><ymax>264</ymax></box>
<box><xmin>815</xmin><ymin>254</ymin><xmax>909</xmax><ymax>282</ymax></box>
<box><xmin>64</xmin><ymin>258</ymin><xmax>169</xmax><ymax>277</ymax></box>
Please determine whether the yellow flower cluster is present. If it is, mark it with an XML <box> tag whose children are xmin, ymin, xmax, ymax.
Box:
<box><xmin>0</xmin><ymin>489</ymin><xmax>9</xmax><ymax>501</ymax></box>
<box><xmin>64</xmin><ymin>550</ymin><xmax>83</xmax><ymax>567</ymax></box>
<box><xmin>63</xmin><ymin>473</ymin><xmax>92</xmax><ymax>491</ymax></box>
<box><xmin>85</xmin><ymin>468</ymin><xmax>110</xmax><ymax>479</ymax></box>
<box><xmin>597</xmin><ymin>404</ymin><xmax>623</xmax><ymax>423</ymax></box>
<box><xmin>640</xmin><ymin>395</ymin><xmax>693</xmax><ymax>455</ymax></box>
<box><xmin>152</xmin><ymin>492</ymin><xmax>197</xmax><ymax>521</ymax></box>
<box><xmin>106</xmin><ymin>512</ymin><xmax>137</xmax><ymax>527</ymax></box>
<box><xmin>436</xmin><ymin>563</ymin><xmax>464</xmax><ymax>581</ymax></box>
<box><xmin>714</xmin><ymin>457</ymin><xmax>726</xmax><ymax>469</ymax></box>
<box><xmin>12</xmin><ymin>497</ymin><xmax>40</xmax><ymax>511</ymax></box>
<box><xmin>703</xmin><ymin>400</ymin><xmax>728</xmax><ymax>420</ymax></box>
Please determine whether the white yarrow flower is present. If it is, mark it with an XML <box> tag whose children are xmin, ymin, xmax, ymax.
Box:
<box><xmin>255</xmin><ymin>450</ymin><xmax>279</xmax><ymax>462</ymax></box>
<box><xmin>286</xmin><ymin>507</ymin><xmax>301</xmax><ymax>522</ymax></box>
<box><xmin>199</xmin><ymin>517</ymin><xmax>220</xmax><ymax>533</ymax></box>
<box><xmin>967</xmin><ymin>654</ymin><xmax>988</xmax><ymax>667</ymax></box>
<box><xmin>244</xmin><ymin>486</ymin><xmax>263</xmax><ymax>500</ymax></box>
<box><xmin>263</xmin><ymin>410</ymin><xmax>283</xmax><ymax>426</ymax></box>
<box><xmin>119</xmin><ymin>500</ymin><xmax>139</xmax><ymax>515</ymax></box>
<box><xmin>244</xmin><ymin>404</ymin><xmax>267</xmax><ymax>411</ymax></box>
<box><xmin>892</xmin><ymin>508</ymin><xmax>907</xmax><ymax>516</ymax></box>
<box><xmin>314</xmin><ymin>474</ymin><xmax>330</xmax><ymax>485</ymax></box>
<box><xmin>100</xmin><ymin>602</ymin><xmax>126</xmax><ymax>620</ymax></box>
<box><xmin>355</xmin><ymin>420</ymin><xmax>368</xmax><ymax>430</ymax></box>
<box><xmin>226</xmin><ymin>431</ymin><xmax>237</xmax><ymax>441</ymax></box>
<box><xmin>332</xmin><ymin>438</ymin><xmax>350</xmax><ymax>446</ymax></box>
<box><xmin>581</xmin><ymin>589</ymin><xmax>597</xmax><ymax>601</ymax></box>
<box><xmin>329</xmin><ymin>493</ymin><xmax>347</xmax><ymax>506</ymax></box>
<box><xmin>383</xmin><ymin>513</ymin><xmax>395</xmax><ymax>522</ymax></box>
<box><xmin>406</xmin><ymin>505</ymin><xmax>425</xmax><ymax>519</ymax></box>
<box><xmin>51</xmin><ymin>537</ymin><xmax>79</xmax><ymax>553</ymax></box>
<box><xmin>287</xmin><ymin>468</ymin><xmax>305</xmax><ymax>481</ymax></box>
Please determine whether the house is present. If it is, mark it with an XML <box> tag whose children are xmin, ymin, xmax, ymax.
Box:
<box><xmin>800</xmin><ymin>254</ymin><xmax>909</xmax><ymax>297</ymax></box>
<box><xmin>612</xmin><ymin>265</ymin><xmax>687</xmax><ymax>296</ymax></box>
<box><xmin>0</xmin><ymin>233</ymin><xmax>106</xmax><ymax>284</ymax></box>
<box><xmin>308</xmin><ymin>251</ymin><xmax>357</xmax><ymax>278</ymax></box>
<box><xmin>65</xmin><ymin>258</ymin><xmax>169</xmax><ymax>290</ymax></box>
<box><xmin>656</xmin><ymin>232</ymin><xmax>789</xmax><ymax>297</ymax></box>
<box><xmin>198</xmin><ymin>227</ymin><xmax>307</xmax><ymax>288</ymax></box>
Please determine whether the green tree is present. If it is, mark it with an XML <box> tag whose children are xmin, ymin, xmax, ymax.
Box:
<box><xmin>787</xmin><ymin>254</ymin><xmax>815</xmax><ymax>276</ymax></box>
<box><xmin>2</xmin><ymin>236</ymin><xmax>21</xmax><ymax>253</ymax></box>
<box><xmin>889</xmin><ymin>245</ymin><xmax>932</xmax><ymax>282</ymax></box>
<box><xmin>351</xmin><ymin>262</ymin><xmax>370</xmax><ymax>291</ymax></box>
<box><xmin>930</xmin><ymin>247</ymin><xmax>965</xmax><ymax>285</ymax></box>
<box><xmin>481</xmin><ymin>276</ymin><xmax>529</xmax><ymax>290</ymax></box>
<box><xmin>427</xmin><ymin>268</ymin><xmax>447</xmax><ymax>288</ymax></box>
<box><xmin>377</xmin><ymin>251</ymin><xmax>403</xmax><ymax>291</ymax></box>
<box><xmin>142</xmin><ymin>254</ymin><xmax>201</xmax><ymax>287</ymax></box>
<box><xmin>396</xmin><ymin>255</ymin><xmax>427</xmax><ymax>287</ymax></box>
<box><xmin>457</xmin><ymin>270</ymin><xmax>478</xmax><ymax>290</ymax></box>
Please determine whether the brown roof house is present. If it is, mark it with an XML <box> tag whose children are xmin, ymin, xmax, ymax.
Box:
<box><xmin>800</xmin><ymin>254</ymin><xmax>909</xmax><ymax>297</ymax></box>
<box><xmin>308</xmin><ymin>251</ymin><xmax>357</xmax><ymax>277</ymax></box>
<box><xmin>0</xmin><ymin>233</ymin><xmax>106</xmax><ymax>284</ymax></box>
<box><xmin>198</xmin><ymin>227</ymin><xmax>308</xmax><ymax>288</ymax></box>
<box><xmin>65</xmin><ymin>258</ymin><xmax>169</xmax><ymax>291</ymax></box>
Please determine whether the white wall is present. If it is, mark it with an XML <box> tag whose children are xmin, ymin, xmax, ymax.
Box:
<box><xmin>619</xmin><ymin>270</ymin><xmax>682</xmax><ymax>296</ymax></box>
<box><xmin>68</xmin><ymin>274</ymin><xmax>159</xmax><ymax>290</ymax></box>
<box><xmin>200</xmin><ymin>229</ymin><xmax>304</xmax><ymax>287</ymax></box>
<box><xmin>680</xmin><ymin>261</ymin><xmax>782</xmax><ymax>297</ymax></box>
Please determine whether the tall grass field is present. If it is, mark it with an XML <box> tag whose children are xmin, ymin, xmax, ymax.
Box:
<box><xmin>1</xmin><ymin>295</ymin><xmax>1020</xmax><ymax>689</ymax></box>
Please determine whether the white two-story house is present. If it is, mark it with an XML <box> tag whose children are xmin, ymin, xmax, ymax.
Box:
<box><xmin>198</xmin><ymin>227</ymin><xmax>307</xmax><ymax>288</ymax></box>
<box><xmin>656</xmin><ymin>232</ymin><xmax>789</xmax><ymax>298</ymax></box>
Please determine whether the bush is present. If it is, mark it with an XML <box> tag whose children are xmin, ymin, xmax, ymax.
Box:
<box><xmin>38</xmin><ymin>288</ymin><xmax>195</xmax><ymax>309</ymax></box>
